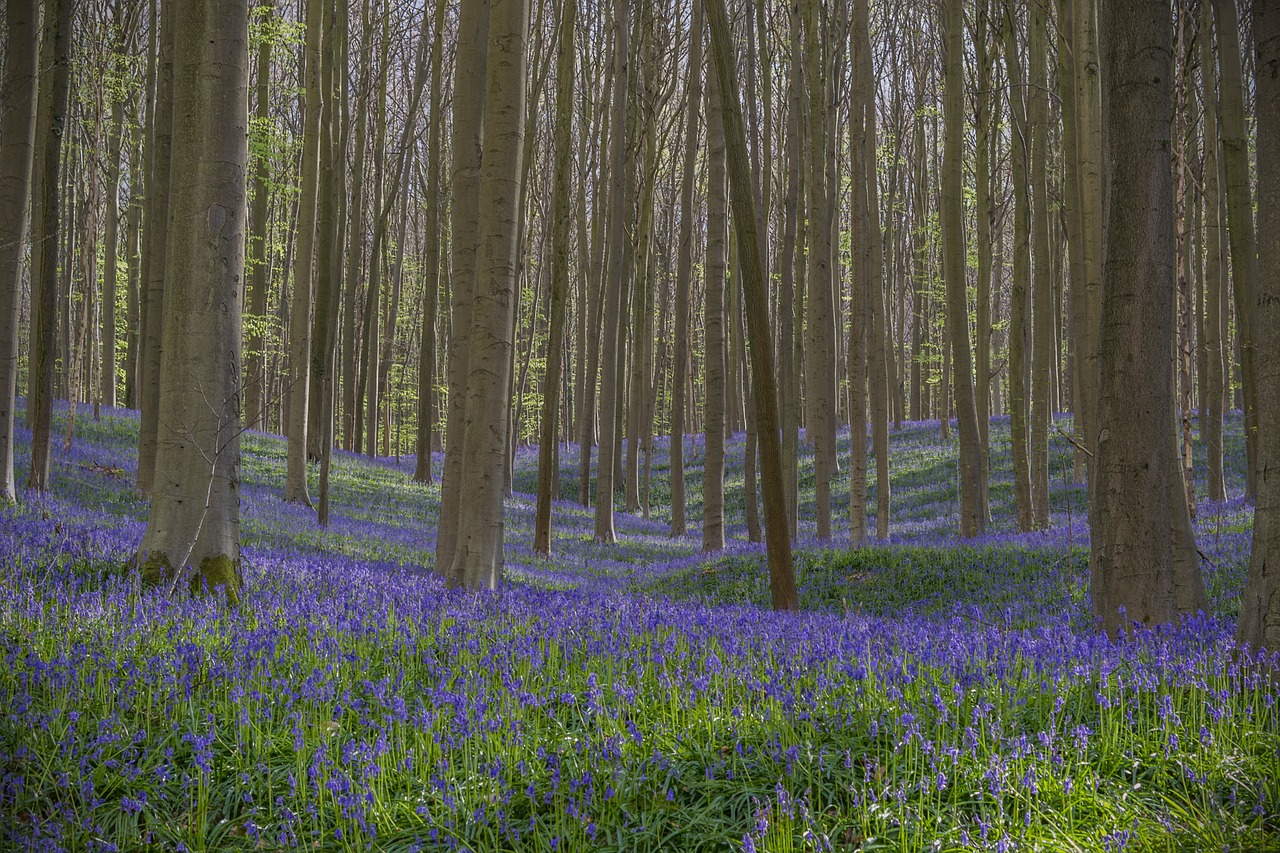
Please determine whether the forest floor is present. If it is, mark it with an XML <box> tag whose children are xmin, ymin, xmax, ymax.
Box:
<box><xmin>1</xmin><ymin>403</ymin><xmax>1276</xmax><ymax>852</ymax></box>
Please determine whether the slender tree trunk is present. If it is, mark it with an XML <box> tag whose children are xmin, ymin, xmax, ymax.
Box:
<box><xmin>137</xmin><ymin>0</ymin><xmax>248</xmax><ymax>603</ymax></box>
<box><xmin>27</xmin><ymin>0</ymin><xmax>74</xmax><ymax>494</ymax></box>
<box><xmin>448</xmin><ymin>0</ymin><xmax>530</xmax><ymax>590</ymax></box>
<box><xmin>669</xmin><ymin>0</ymin><xmax>702</xmax><ymax>537</ymax></box>
<box><xmin>101</xmin><ymin>79</ymin><xmax>125</xmax><ymax>411</ymax></box>
<box><xmin>414</xmin><ymin>0</ymin><xmax>446</xmax><ymax>484</ymax></box>
<box><xmin>534</xmin><ymin>0</ymin><xmax>575</xmax><ymax>555</ymax></box>
<box><xmin>1200</xmin><ymin>2</ymin><xmax>1227</xmax><ymax>503</ymax></box>
<box><xmin>341</xmin><ymin>0</ymin><xmax>373</xmax><ymax>451</ymax></box>
<box><xmin>847</xmin><ymin>20</ymin><xmax>869</xmax><ymax>545</ymax></box>
<box><xmin>592</xmin><ymin>0</ymin><xmax>631</xmax><ymax>543</ymax></box>
<box><xmin>778</xmin><ymin>1</ymin><xmax>801</xmax><ymax>537</ymax></box>
<box><xmin>1092</xmin><ymin>0</ymin><xmax>1206</xmax><ymax>637</ymax></box>
<box><xmin>245</xmin><ymin>0</ymin><xmax>273</xmax><ymax>431</ymax></box>
<box><xmin>1237</xmin><ymin>0</ymin><xmax>1280</xmax><ymax>653</ymax></box>
<box><xmin>943</xmin><ymin>0</ymin><xmax>984</xmax><ymax>538</ymax></box>
<box><xmin>1029</xmin><ymin>0</ymin><xmax>1052</xmax><ymax>528</ymax></box>
<box><xmin>1003</xmin><ymin>10</ymin><xmax>1034</xmax><ymax>532</ymax></box>
<box><xmin>705</xmin><ymin>0</ymin><xmax>797</xmax><ymax>609</ymax></box>
<box><xmin>804</xmin><ymin>0</ymin><xmax>837</xmax><ymax>539</ymax></box>
<box><xmin>1214</xmin><ymin>0</ymin><xmax>1260</xmax><ymax>500</ymax></box>
<box><xmin>0</xmin><ymin>0</ymin><xmax>38</xmax><ymax>503</ymax></box>
<box><xmin>136</xmin><ymin>0</ymin><xmax>173</xmax><ymax>496</ymax></box>
<box><xmin>702</xmin><ymin>60</ymin><xmax>727</xmax><ymax>554</ymax></box>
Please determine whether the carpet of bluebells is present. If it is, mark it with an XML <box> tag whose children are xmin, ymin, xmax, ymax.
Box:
<box><xmin>1</xmin><ymin>402</ymin><xmax>1277</xmax><ymax>852</ymax></box>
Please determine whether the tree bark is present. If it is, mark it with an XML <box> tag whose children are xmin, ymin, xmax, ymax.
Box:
<box><xmin>704</xmin><ymin>0</ymin><xmax>798</xmax><ymax>610</ymax></box>
<box><xmin>1214</xmin><ymin>0</ymin><xmax>1261</xmax><ymax>501</ymax></box>
<box><xmin>1092</xmin><ymin>0</ymin><xmax>1206</xmax><ymax>637</ymax></box>
<box><xmin>434</xmin><ymin>0</ymin><xmax>489</xmax><ymax>580</ymax></box>
<box><xmin>26</xmin><ymin>0</ymin><xmax>75</xmax><ymax>494</ymax></box>
<box><xmin>245</xmin><ymin>0</ymin><xmax>273</xmax><ymax>432</ymax></box>
<box><xmin>447</xmin><ymin>0</ymin><xmax>530</xmax><ymax>590</ymax></box>
<box><xmin>1029</xmin><ymin>0</ymin><xmax>1052</xmax><ymax>528</ymax></box>
<box><xmin>1200</xmin><ymin>0</ymin><xmax>1227</xmax><ymax>503</ymax></box>
<box><xmin>0</xmin><ymin>0</ymin><xmax>38</xmax><ymax>503</ymax></box>
<box><xmin>136</xmin><ymin>0</ymin><xmax>248</xmax><ymax>604</ymax></box>
<box><xmin>1238</xmin><ymin>0</ymin><xmax>1280</xmax><ymax>653</ymax></box>
<box><xmin>669</xmin><ymin>0</ymin><xmax>702</xmax><ymax>537</ymax></box>
<box><xmin>534</xmin><ymin>0</ymin><xmax>576</xmax><ymax>555</ymax></box>
<box><xmin>703</xmin><ymin>64</ymin><xmax>727</xmax><ymax>554</ymax></box>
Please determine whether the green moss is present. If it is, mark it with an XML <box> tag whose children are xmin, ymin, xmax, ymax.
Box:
<box><xmin>192</xmin><ymin>554</ymin><xmax>241</xmax><ymax>607</ymax></box>
<box><xmin>139</xmin><ymin>552</ymin><xmax>173</xmax><ymax>587</ymax></box>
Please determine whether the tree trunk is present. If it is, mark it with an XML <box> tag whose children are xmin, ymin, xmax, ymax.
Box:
<box><xmin>1200</xmin><ymin>1</ymin><xmax>1227</xmax><ymax>503</ymax></box>
<box><xmin>943</xmin><ymin>0</ymin><xmax>984</xmax><ymax>538</ymax></box>
<box><xmin>592</xmin><ymin>0</ymin><xmax>631</xmax><ymax>544</ymax></box>
<box><xmin>136</xmin><ymin>0</ymin><xmax>248</xmax><ymax>604</ymax></box>
<box><xmin>704</xmin><ymin>0</ymin><xmax>798</xmax><ymax>610</ymax></box>
<box><xmin>136</xmin><ymin>0</ymin><xmax>173</xmax><ymax>496</ymax></box>
<box><xmin>434</xmin><ymin>0</ymin><xmax>488</xmax><ymax>581</ymax></box>
<box><xmin>245</xmin><ymin>0</ymin><xmax>273</xmax><ymax>431</ymax></box>
<box><xmin>702</xmin><ymin>60</ymin><xmax>727</xmax><ymax>554</ymax></box>
<box><xmin>1029</xmin><ymin>0</ymin><xmax>1052</xmax><ymax>528</ymax></box>
<box><xmin>669</xmin><ymin>0</ymin><xmax>702</xmax><ymax>537</ymax></box>
<box><xmin>414</xmin><ymin>0</ymin><xmax>446</xmax><ymax>484</ymax></box>
<box><xmin>26</xmin><ymin>0</ymin><xmax>74</xmax><ymax>494</ymax></box>
<box><xmin>1002</xmin><ymin>10</ymin><xmax>1034</xmax><ymax>532</ymax></box>
<box><xmin>101</xmin><ymin>80</ymin><xmax>125</xmax><ymax>411</ymax></box>
<box><xmin>1238</xmin><ymin>0</ymin><xmax>1280</xmax><ymax>653</ymax></box>
<box><xmin>1092</xmin><ymin>0</ymin><xmax>1206</xmax><ymax>637</ymax></box>
<box><xmin>778</xmin><ymin>0</ymin><xmax>801</xmax><ymax>537</ymax></box>
<box><xmin>0</xmin><ymin>0</ymin><xmax>38</xmax><ymax>503</ymax></box>
<box><xmin>447</xmin><ymin>0</ymin><xmax>530</xmax><ymax>590</ymax></box>
<box><xmin>534</xmin><ymin>0</ymin><xmax>575</xmax><ymax>555</ymax></box>
<box><xmin>1214</xmin><ymin>0</ymin><xmax>1260</xmax><ymax>501</ymax></box>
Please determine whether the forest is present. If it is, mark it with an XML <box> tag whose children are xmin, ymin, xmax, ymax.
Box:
<box><xmin>0</xmin><ymin>0</ymin><xmax>1278</xmax><ymax>849</ymax></box>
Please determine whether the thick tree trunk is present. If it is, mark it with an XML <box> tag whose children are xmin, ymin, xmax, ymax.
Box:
<box><xmin>534</xmin><ymin>0</ymin><xmax>575</xmax><ymax>555</ymax></box>
<box><xmin>434</xmin><ymin>0</ymin><xmax>488</xmax><ymax>580</ymax></box>
<box><xmin>448</xmin><ymin>0</ymin><xmax>530</xmax><ymax>590</ymax></box>
<box><xmin>1092</xmin><ymin>0</ymin><xmax>1206</xmax><ymax>637</ymax></box>
<box><xmin>137</xmin><ymin>0</ymin><xmax>248</xmax><ymax>604</ymax></box>
<box><xmin>1238</xmin><ymin>0</ymin><xmax>1280</xmax><ymax>653</ymax></box>
<box><xmin>0</xmin><ymin>0</ymin><xmax>38</xmax><ymax>503</ymax></box>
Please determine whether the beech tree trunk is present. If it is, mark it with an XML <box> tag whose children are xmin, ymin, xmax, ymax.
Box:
<box><xmin>137</xmin><ymin>0</ymin><xmax>248</xmax><ymax>604</ymax></box>
<box><xmin>702</xmin><ymin>62</ymin><xmax>727</xmax><ymax>554</ymax></box>
<box><xmin>447</xmin><ymin>0</ymin><xmax>530</xmax><ymax>590</ymax></box>
<box><xmin>704</xmin><ymin>0</ymin><xmax>798</xmax><ymax>610</ymax></box>
<box><xmin>1029</xmin><ymin>0</ymin><xmax>1052</xmax><ymax>528</ymax></box>
<box><xmin>434</xmin><ymin>0</ymin><xmax>488</xmax><ymax>581</ymax></box>
<box><xmin>245</xmin><ymin>0</ymin><xmax>273</xmax><ymax>431</ymax></box>
<box><xmin>1200</xmin><ymin>0</ymin><xmax>1227</xmax><ymax>503</ymax></box>
<box><xmin>1238</xmin><ymin>0</ymin><xmax>1280</xmax><ymax>653</ymax></box>
<box><xmin>534</xmin><ymin>0</ymin><xmax>575</xmax><ymax>555</ymax></box>
<box><xmin>0</xmin><ymin>0</ymin><xmax>38</xmax><ymax>503</ymax></box>
<box><xmin>27</xmin><ymin>0</ymin><xmax>74</xmax><ymax>494</ymax></box>
<box><xmin>669</xmin><ymin>0</ymin><xmax>702</xmax><ymax>538</ymax></box>
<box><xmin>1091</xmin><ymin>0</ymin><xmax>1206</xmax><ymax>637</ymax></box>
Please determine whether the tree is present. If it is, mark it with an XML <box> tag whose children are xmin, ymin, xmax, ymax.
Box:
<box><xmin>0</xmin><ymin>0</ymin><xmax>38</xmax><ymax>503</ymax></box>
<box><xmin>703</xmin><ymin>0</ymin><xmax>798</xmax><ymax>610</ymax></box>
<box><xmin>1200</xmin><ymin>0</ymin><xmax>1227</xmax><ymax>503</ymax></box>
<box><xmin>943</xmin><ymin>0</ymin><xmax>984</xmax><ymax>538</ymax></box>
<box><xmin>702</xmin><ymin>54</ymin><xmax>727</xmax><ymax>554</ymax></box>
<box><xmin>26</xmin><ymin>0</ymin><xmax>75</xmax><ymax>494</ymax></box>
<box><xmin>534</xmin><ymin>0</ymin><xmax>576</xmax><ymax>555</ymax></box>
<box><xmin>1238</xmin><ymin>0</ymin><xmax>1280</xmax><ymax>652</ymax></box>
<box><xmin>245</xmin><ymin>0</ymin><xmax>273</xmax><ymax>431</ymax></box>
<box><xmin>434</xmin><ymin>0</ymin><xmax>489</xmax><ymax>581</ymax></box>
<box><xmin>669</xmin><ymin>0</ymin><xmax>703</xmax><ymax>538</ymax></box>
<box><xmin>284</xmin><ymin>0</ymin><xmax>324</xmax><ymax>506</ymax></box>
<box><xmin>1091</xmin><ymin>0</ymin><xmax>1205</xmax><ymax>637</ymax></box>
<box><xmin>592</xmin><ymin>0</ymin><xmax>632</xmax><ymax>544</ymax></box>
<box><xmin>136</xmin><ymin>0</ymin><xmax>249</xmax><ymax>603</ymax></box>
<box><xmin>444</xmin><ymin>0</ymin><xmax>530</xmax><ymax>589</ymax></box>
